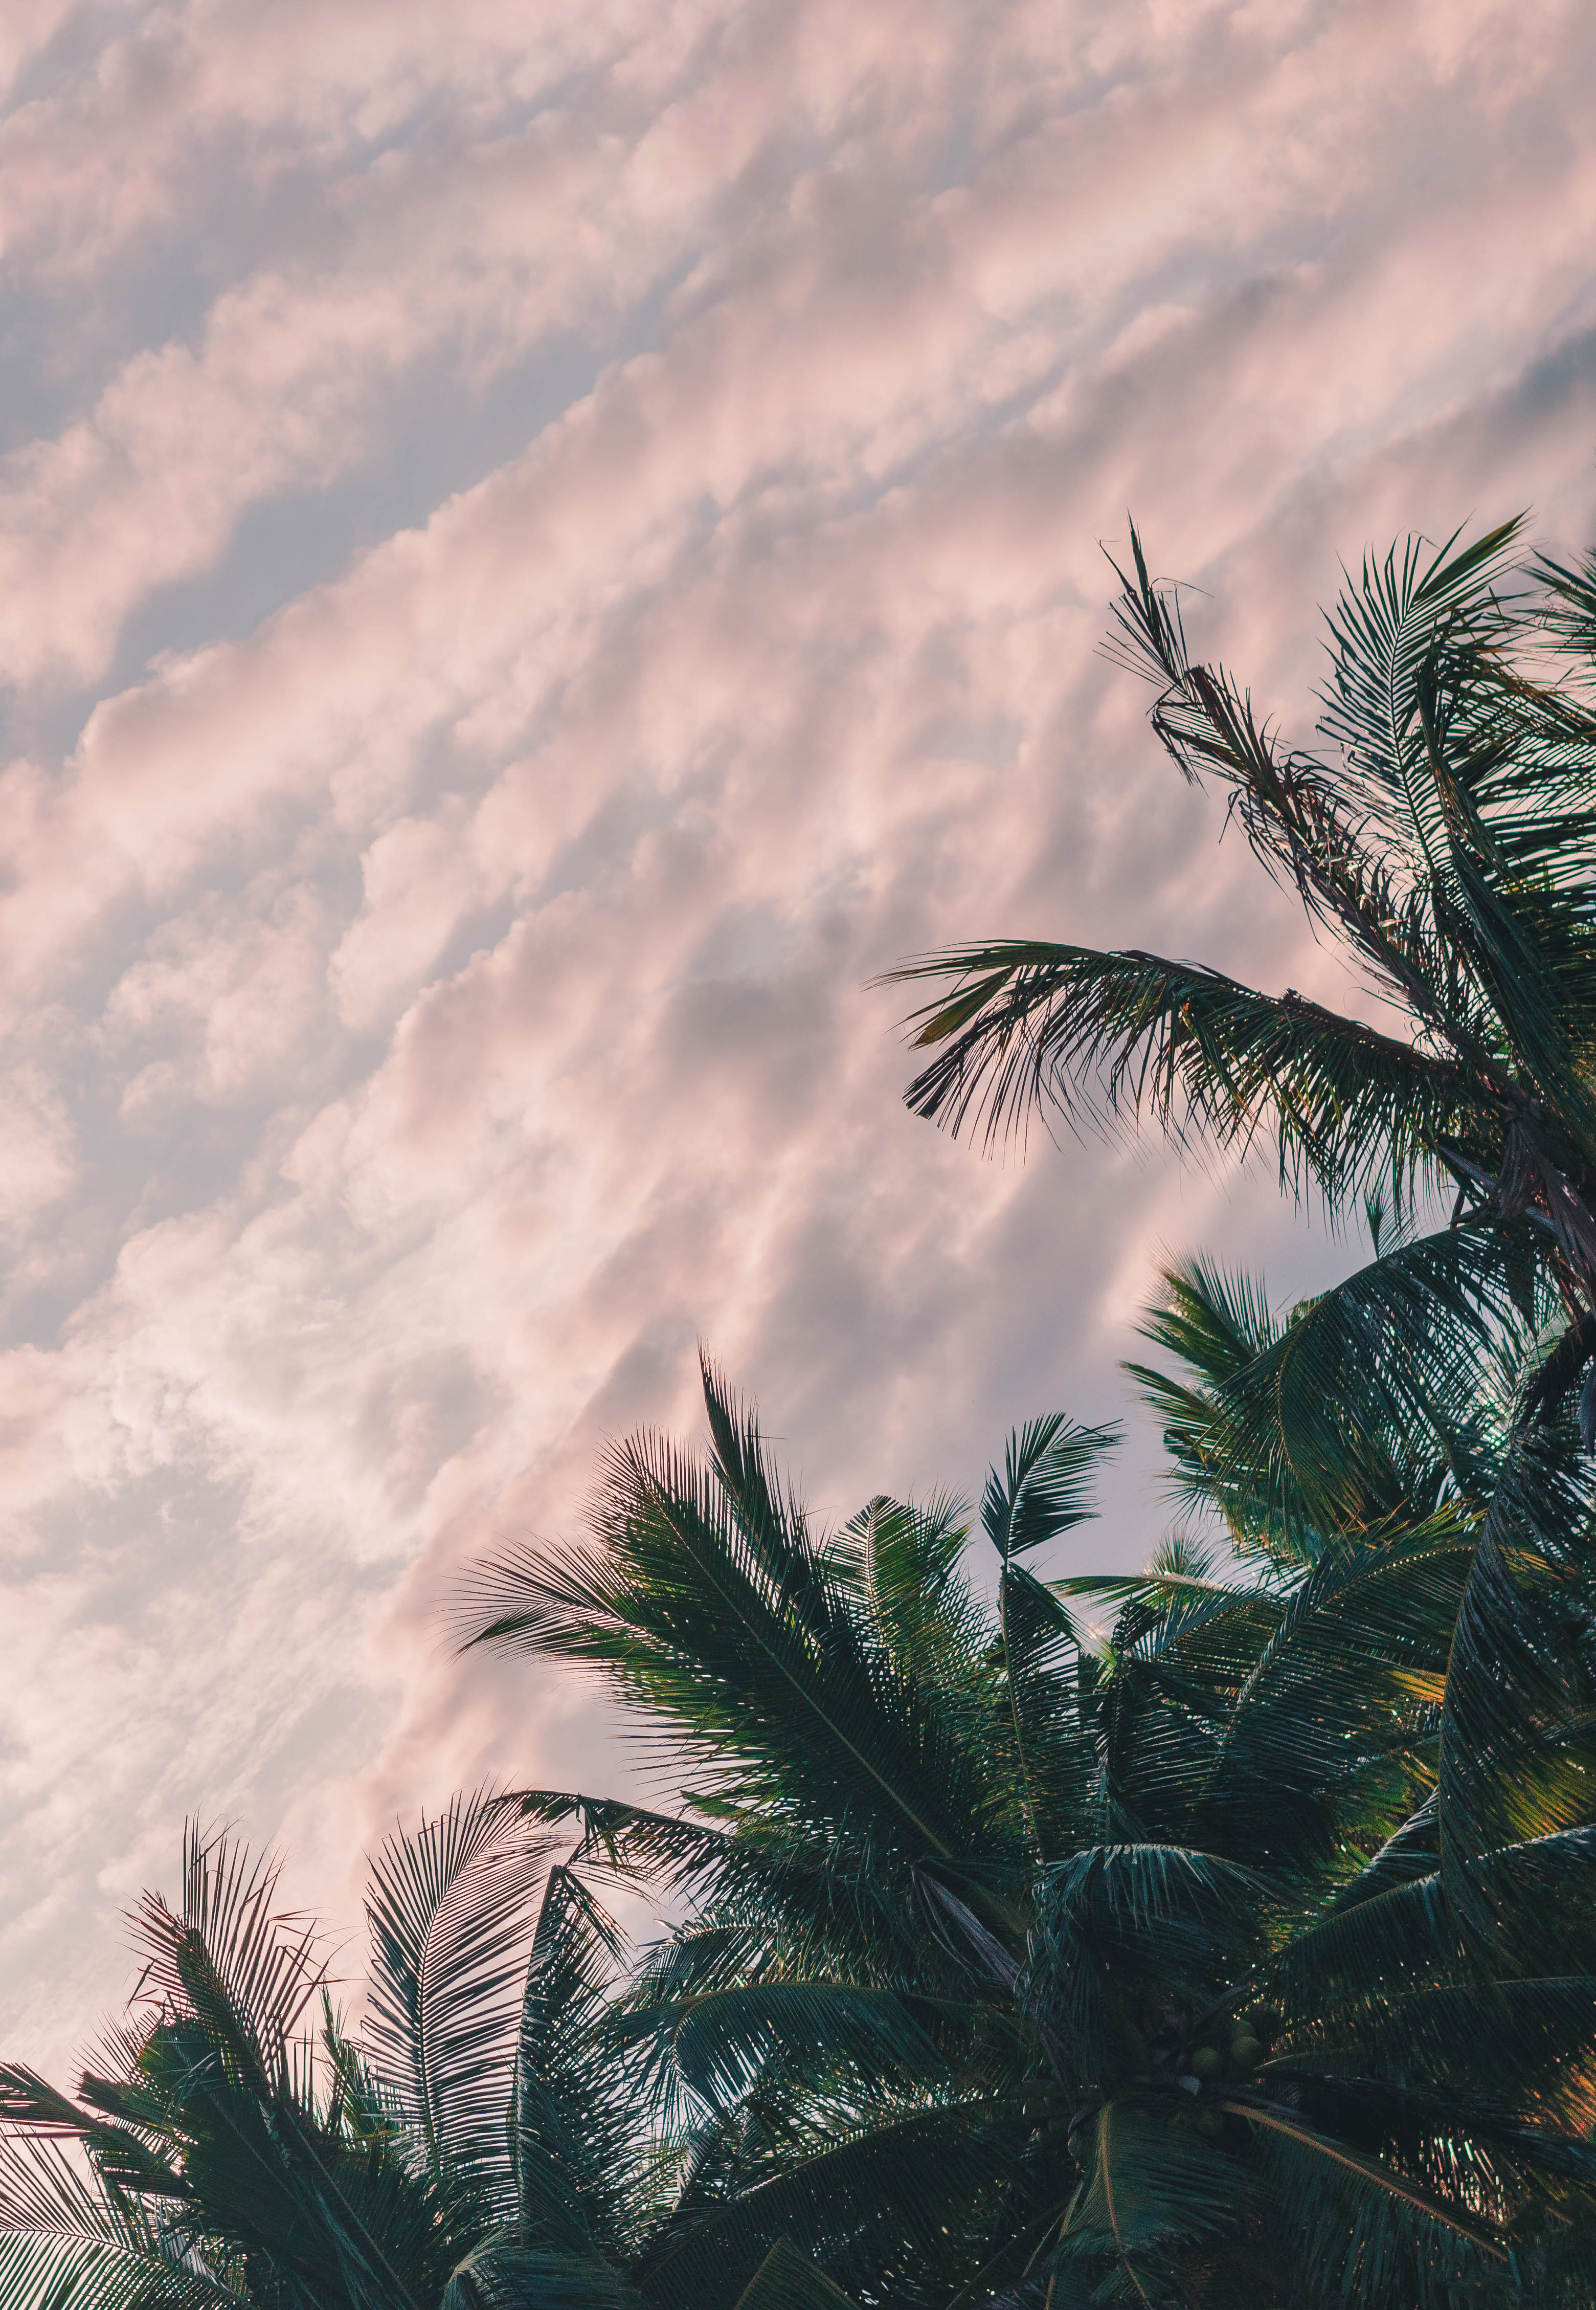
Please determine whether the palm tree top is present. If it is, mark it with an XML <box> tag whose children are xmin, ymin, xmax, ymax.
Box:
<box><xmin>455</xmin><ymin>1343</ymin><xmax>1596</xmax><ymax>2309</ymax></box>
<box><xmin>893</xmin><ymin>519</ymin><xmax>1596</xmax><ymax>1159</ymax></box>
<box><xmin>888</xmin><ymin>513</ymin><xmax>1596</xmax><ymax>1433</ymax></box>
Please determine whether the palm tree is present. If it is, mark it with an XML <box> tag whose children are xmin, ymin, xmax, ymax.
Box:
<box><xmin>459</xmin><ymin>1346</ymin><xmax>1596</xmax><ymax>2309</ymax></box>
<box><xmin>881</xmin><ymin>521</ymin><xmax>1596</xmax><ymax>2098</ymax></box>
<box><xmin>0</xmin><ymin>1792</ymin><xmax>841</xmax><ymax>2310</ymax></box>
<box><xmin>888</xmin><ymin>521</ymin><xmax>1596</xmax><ymax>1436</ymax></box>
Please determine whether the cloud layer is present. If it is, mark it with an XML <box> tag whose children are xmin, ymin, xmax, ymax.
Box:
<box><xmin>3</xmin><ymin>0</ymin><xmax>1596</xmax><ymax>2064</ymax></box>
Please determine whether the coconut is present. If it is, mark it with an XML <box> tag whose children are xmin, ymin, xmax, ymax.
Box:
<box><xmin>1191</xmin><ymin>2046</ymin><xmax>1222</xmax><ymax>2078</ymax></box>
<box><xmin>1229</xmin><ymin>2035</ymin><xmax>1261</xmax><ymax>2074</ymax></box>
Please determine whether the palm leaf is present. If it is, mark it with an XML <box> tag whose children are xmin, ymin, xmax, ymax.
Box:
<box><xmin>730</xmin><ymin>2238</ymin><xmax>859</xmax><ymax>2310</ymax></box>
<box><xmin>0</xmin><ymin>2134</ymin><xmax>238</xmax><ymax>2310</ymax></box>
<box><xmin>512</xmin><ymin>1864</ymin><xmax>634</xmax><ymax>2264</ymax></box>
<box><xmin>362</xmin><ymin>1787</ymin><xmax>552</xmax><ymax>2199</ymax></box>
<box><xmin>890</xmin><ymin>939</ymin><xmax>1471</xmax><ymax>1201</ymax></box>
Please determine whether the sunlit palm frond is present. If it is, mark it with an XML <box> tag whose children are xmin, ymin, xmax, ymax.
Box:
<box><xmin>363</xmin><ymin>1788</ymin><xmax>552</xmax><ymax>2203</ymax></box>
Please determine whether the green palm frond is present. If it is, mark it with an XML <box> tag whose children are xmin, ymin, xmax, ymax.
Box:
<box><xmin>512</xmin><ymin>1864</ymin><xmax>634</xmax><ymax>2265</ymax></box>
<box><xmin>1127</xmin><ymin>1224</ymin><xmax>1533</xmax><ymax>1554</ymax></box>
<box><xmin>441</xmin><ymin>2243</ymin><xmax>638</xmax><ymax>2310</ymax></box>
<box><xmin>729</xmin><ymin>2238</ymin><xmax>860</xmax><ymax>2310</ymax></box>
<box><xmin>363</xmin><ymin>1787</ymin><xmax>553</xmax><ymax>2199</ymax></box>
<box><xmin>617</xmin><ymin>1979</ymin><xmax>947</xmax><ymax>2116</ymax></box>
<box><xmin>0</xmin><ymin>1815</ymin><xmax>649</xmax><ymax>2310</ymax></box>
<box><xmin>1284</xmin><ymin>1829</ymin><xmax>1596</xmax><ymax>2029</ymax></box>
<box><xmin>511</xmin><ymin>1792</ymin><xmax>743</xmax><ymax>1896</ymax></box>
<box><xmin>887</xmin><ymin>513</ymin><xmax>1596</xmax><ymax>1465</ymax></box>
<box><xmin>1315</xmin><ymin>520</ymin><xmax>1525</xmax><ymax>869</ymax></box>
<box><xmin>1216</xmin><ymin>2094</ymin><xmax>1511</xmax><ymax>2292</ymax></box>
<box><xmin>0</xmin><ymin>2133</ymin><xmax>238</xmax><ymax>2310</ymax></box>
<box><xmin>129</xmin><ymin>1824</ymin><xmax>329</xmax><ymax>2093</ymax></box>
<box><xmin>1032</xmin><ymin>1847</ymin><xmax>1270</xmax><ymax>2050</ymax></box>
<box><xmin>1299</xmin><ymin>1975</ymin><xmax>1596</xmax><ymax>2127</ymax></box>
<box><xmin>891</xmin><ymin>938</ymin><xmax>1472</xmax><ymax>1196</ymax></box>
<box><xmin>834</xmin><ymin>1494</ymin><xmax>998</xmax><ymax>1756</ymax></box>
<box><xmin>461</xmin><ymin>1376</ymin><xmax>1003</xmax><ymax>1875</ymax></box>
<box><xmin>1056</xmin><ymin>2097</ymin><xmax>1253</xmax><ymax>2295</ymax></box>
<box><xmin>1133</xmin><ymin>1253</ymin><xmax>1277</xmax><ymax>1394</ymax></box>
<box><xmin>507</xmin><ymin>1793</ymin><xmax>896</xmax><ymax>1994</ymax></box>
<box><xmin>1433</xmin><ymin>1426</ymin><xmax>1596</xmax><ymax>1949</ymax></box>
<box><xmin>639</xmin><ymin>2093</ymin><xmax>1036</xmax><ymax>2310</ymax></box>
<box><xmin>978</xmin><ymin>1417</ymin><xmax>1117</xmax><ymax>1865</ymax></box>
<box><xmin>983</xmin><ymin>1417</ymin><xmax>1118</xmax><ymax>1562</ymax></box>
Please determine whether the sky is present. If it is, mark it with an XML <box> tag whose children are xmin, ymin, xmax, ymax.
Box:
<box><xmin>3</xmin><ymin>0</ymin><xmax>1596</xmax><ymax>2069</ymax></box>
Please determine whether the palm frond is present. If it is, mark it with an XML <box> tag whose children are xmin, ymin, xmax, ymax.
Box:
<box><xmin>617</xmin><ymin>1980</ymin><xmax>947</xmax><ymax>2115</ymax></box>
<box><xmin>890</xmin><ymin>939</ymin><xmax>1470</xmax><ymax>1201</ymax></box>
<box><xmin>1316</xmin><ymin>520</ymin><xmax>1526</xmax><ymax>869</ymax></box>
<box><xmin>983</xmin><ymin>1418</ymin><xmax>1118</xmax><ymax>1562</ymax></box>
<box><xmin>512</xmin><ymin>1864</ymin><xmax>635</xmax><ymax>2264</ymax></box>
<box><xmin>639</xmin><ymin>2094</ymin><xmax>1036</xmax><ymax>2310</ymax></box>
<box><xmin>1433</xmin><ymin>1425</ymin><xmax>1596</xmax><ymax>1950</ymax></box>
<box><xmin>462</xmin><ymin>1397</ymin><xmax>1002</xmax><ymax>1873</ymax></box>
<box><xmin>1055</xmin><ymin>2097</ymin><xmax>1252</xmax><ymax>2292</ymax></box>
<box><xmin>129</xmin><ymin>1825</ymin><xmax>327</xmax><ymax>2093</ymax></box>
<box><xmin>1124</xmin><ymin>1227</ymin><xmax>1528</xmax><ymax>1554</ymax></box>
<box><xmin>0</xmin><ymin>2134</ymin><xmax>238</xmax><ymax>2310</ymax></box>
<box><xmin>363</xmin><ymin>1787</ymin><xmax>552</xmax><ymax>2199</ymax></box>
<box><xmin>730</xmin><ymin>2238</ymin><xmax>860</xmax><ymax>2310</ymax></box>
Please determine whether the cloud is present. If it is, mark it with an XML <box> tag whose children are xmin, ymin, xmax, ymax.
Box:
<box><xmin>1</xmin><ymin>0</ymin><xmax>1595</xmax><ymax>2077</ymax></box>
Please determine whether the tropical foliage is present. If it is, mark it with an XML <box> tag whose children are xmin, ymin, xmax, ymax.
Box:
<box><xmin>889</xmin><ymin>520</ymin><xmax>1596</xmax><ymax>1439</ymax></box>
<box><xmin>0</xmin><ymin>1792</ymin><xmax>730</xmax><ymax>2310</ymax></box>
<box><xmin>7</xmin><ymin>1273</ymin><xmax>1595</xmax><ymax>2310</ymax></box>
<box><xmin>452</xmin><ymin>1313</ymin><xmax>1596</xmax><ymax>2310</ymax></box>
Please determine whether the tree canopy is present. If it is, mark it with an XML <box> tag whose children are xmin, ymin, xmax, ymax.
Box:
<box><xmin>454</xmin><ymin>1306</ymin><xmax>1596</xmax><ymax>2307</ymax></box>
<box><xmin>890</xmin><ymin>522</ymin><xmax>1596</xmax><ymax>1441</ymax></box>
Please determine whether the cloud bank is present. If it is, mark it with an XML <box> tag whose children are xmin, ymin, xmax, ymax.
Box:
<box><xmin>2</xmin><ymin>0</ymin><xmax>1596</xmax><ymax>2062</ymax></box>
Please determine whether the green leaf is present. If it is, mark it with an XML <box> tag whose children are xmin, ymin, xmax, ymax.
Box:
<box><xmin>363</xmin><ymin>1787</ymin><xmax>553</xmax><ymax>2197</ymax></box>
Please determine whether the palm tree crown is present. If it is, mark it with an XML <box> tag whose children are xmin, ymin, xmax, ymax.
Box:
<box><xmin>890</xmin><ymin>522</ymin><xmax>1596</xmax><ymax>1433</ymax></box>
<box><xmin>0</xmin><ymin>1795</ymin><xmax>668</xmax><ymax>2310</ymax></box>
<box><xmin>457</xmin><ymin>1333</ymin><xmax>1596</xmax><ymax>2309</ymax></box>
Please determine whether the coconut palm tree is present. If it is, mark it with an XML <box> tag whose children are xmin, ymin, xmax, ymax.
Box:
<box><xmin>879</xmin><ymin>525</ymin><xmax>1596</xmax><ymax>2184</ymax></box>
<box><xmin>460</xmin><ymin>1344</ymin><xmax>1596</xmax><ymax>2310</ymax></box>
<box><xmin>0</xmin><ymin>1791</ymin><xmax>847</xmax><ymax>2310</ymax></box>
<box><xmin>888</xmin><ymin>521</ymin><xmax>1596</xmax><ymax>1435</ymax></box>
